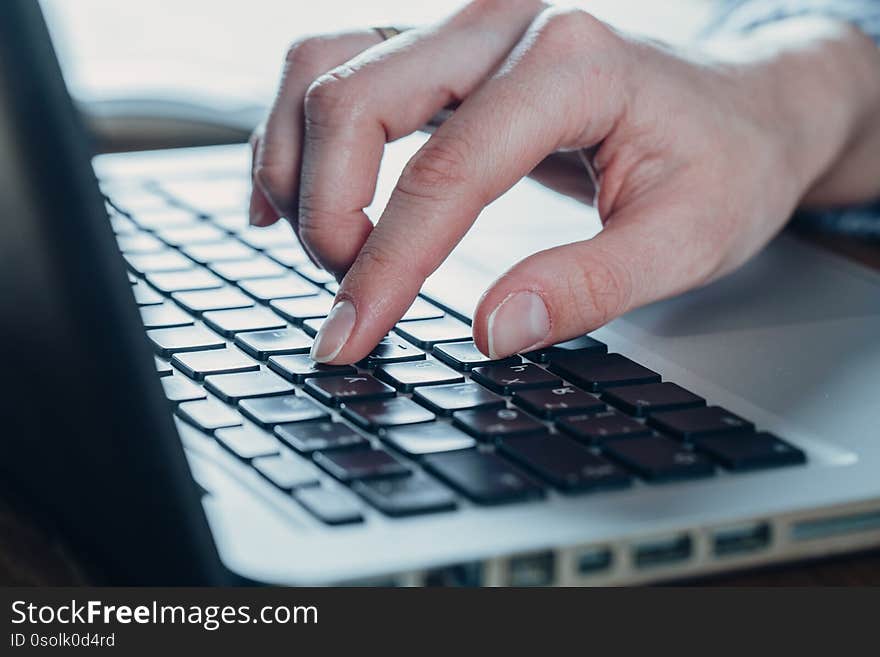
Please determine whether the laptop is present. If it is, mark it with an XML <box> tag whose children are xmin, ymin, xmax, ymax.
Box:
<box><xmin>3</xmin><ymin>0</ymin><xmax>880</xmax><ymax>586</ymax></box>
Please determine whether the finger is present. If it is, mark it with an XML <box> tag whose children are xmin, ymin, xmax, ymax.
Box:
<box><xmin>248</xmin><ymin>129</ymin><xmax>277</xmax><ymax>226</ymax></box>
<box><xmin>250</xmin><ymin>30</ymin><xmax>382</xmax><ymax>227</ymax></box>
<box><xmin>297</xmin><ymin>0</ymin><xmax>545</xmax><ymax>277</ymax></box>
<box><xmin>472</xmin><ymin>190</ymin><xmax>732</xmax><ymax>357</ymax></box>
<box><xmin>311</xmin><ymin>8</ymin><xmax>625</xmax><ymax>364</ymax></box>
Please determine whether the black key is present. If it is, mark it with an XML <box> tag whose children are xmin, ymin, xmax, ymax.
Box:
<box><xmin>400</xmin><ymin>297</ymin><xmax>445</xmax><ymax>322</ymax></box>
<box><xmin>303</xmin><ymin>374</ymin><xmax>395</xmax><ymax>406</ymax></box>
<box><xmin>359</xmin><ymin>335</ymin><xmax>425</xmax><ymax>368</ymax></box>
<box><xmin>314</xmin><ymin>448</ymin><xmax>410</xmax><ymax>482</ymax></box>
<box><xmin>548</xmin><ymin>353</ymin><xmax>660</xmax><ymax>391</ymax></box>
<box><xmin>556</xmin><ymin>410</ymin><xmax>651</xmax><ymax>444</ymax></box>
<box><xmin>215</xmin><ymin>425</ymin><xmax>280</xmax><ymax>459</ymax></box>
<box><xmin>239</xmin><ymin>394</ymin><xmax>328</xmax><ymax>427</ymax></box>
<box><xmin>375</xmin><ymin>360</ymin><xmax>463</xmax><ymax>392</ymax></box>
<box><xmin>252</xmin><ymin>453</ymin><xmax>320</xmax><ymax>489</ymax></box>
<box><xmin>202</xmin><ymin>307</ymin><xmax>286</xmax><ymax>337</ymax></box>
<box><xmin>341</xmin><ymin>397</ymin><xmax>436</xmax><ymax>432</ymax></box>
<box><xmin>267</xmin><ymin>354</ymin><xmax>356</xmax><ymax>383</ymax></box>
<box><xmin>160</xmin><ymin>375</ymin><xmax>206</xmax><ymax>403</ymax></box>
<box><xmin>394</xmin><ymin>316</ymin><xmax>471</xmax><ymax>349</ymax></box>
<box><xmin>412</xmin><ymin>382</ymin><xmax>505</xmax><ymax>415</ymax></box>
<box><xmin>176</xmin><ymin>398</ymin><xmax>242</xmax><ymax>431</ymax></box>
<box><xmin>154</xmin><ymin>357</ymin><xmax>173</xmax><ymax>376</ymax></box>
<box><xmin>432</xmin><ymin>341</ymin><xmax>521</xmax><ymax>371</ymax></box>
<box><xmin>209</xmin><ymin>256</ymin><xmax>287</xmax><ymax>282</ymax></box>
<box><xmin>133</xmin><ymin>285</ymin><xmax>164</xmax><ymax>306</ymax></box>
<box><xmin>295</xmin><ymin>263</ymin><xmax>335</xmax><ymax>285</ymax></box>
<box><xmin>204</xmin><ymin>370</ymin><xmax>295</xmax><ymax>403</ymax></box>
<box><xmin>453</xmin><ymin>407</ymin><xmax>546</xmax><ymax>441</ymax></box>
<box><xmin>172</xmin><ymin>287</ymin><xmax>254</xmax><ymax>314</ymax></box>
<box><xmin>139</xmin><ymin>303</ymin><xmax>194</xmax><ymax>329</ymax></box>
<box><xmin>275</xmin><ymin>420</ymin><xmax>367</xmax><ymax>454</ymax></box>
<box><xmin>513</xmin><ymin>385</ymin><xmax>605</xmax><ymax>419</ymax></box>
<box><xmin>270</xmin><ymin>293</ymin><xmax>335</xmax><ymax>323</ymax></box>
<box><xmin>172</xmin><ymin>348</ymin><xmax>259</xmax><ymax>380</ymax></box>
<box><xmin>353</xmin><ymin>476</ymin><xmax>456</xmax><ymax>517</ymax></box>
<box><xmin>422</xmin><ymin>450</ymin><xmax>543</xmax><ymax>505</ymax></box>
<box><xmin>181</xmin><ymin>241</ymin><xmax>255</xmax><ymax>264</ymax></box>
<box><xmin>238</xmin><ymin>275</ymin><xmax>320</xmax><ymax>301</ymax></box>
<box><xmin>603</xmin><ymin>435</ymin><xmax>715</xmax><ymax>482</ymax></box>
<box><xmin>526</xmin><ymin>335</ymin><xmax>607</xmax><ymax>363</ymax></box>
<box><xmin>694</xmin><ymin>432</ymin><xmax>806</xmax><ymax>471</ymax></box>
<box><xmin>383</xmin><ymin>422</ymin><xmax>476</xmax><ymax>456</ymax></box>
<box><xmin>470</xmin><ymin>362</ymin><xmax>562</xmax><ymax>396</ymax></box>
<box><xmin>146</xmin><ymin>269</ymin><xmax>223</xmax><ymax>293</ymax></box>
<box><xmin>603</xmin><ymin>382</ymin><xmax>705</xmax><ymax>418</ymax></box>
<box><xmin>155</xmin><ymin>223</ymin><xmax>227</xmax><ymax>247</ymax></box>
<box><xmin>147</xmin><ymin>325</ymin><xmax>225</xmax><ymax>357</ymax></box>
<box><xmin>500</xmin><ymin>434</ymin><xmax>631</xmax><ymax>493</ymax></box>
<box><xmin>235</xmin><ymin>328</ymin><xmax>312</xmax><ymax>359</ymax></box>
<box><xmin>125</xmin><ymin>251</ymin><xmax>193</xmax><ymax>274</ymax></box>
<box><xmin>648</xmin><ymin>406</ymin><xmax>754</xmax><ymax>441</ymax></box>
<box><xmin>295</xmin><ymin>486</ymin><xmax>362</xmax><ymax>525</ymax></box>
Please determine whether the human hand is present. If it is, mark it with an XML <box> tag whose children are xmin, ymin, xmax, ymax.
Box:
<box><xmin>250</xmin><ymin>1</ymin><xmax>880</xmax><ymax>363</ymax></box>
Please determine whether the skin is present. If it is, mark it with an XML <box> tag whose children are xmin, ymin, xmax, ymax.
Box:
<box><xmin>249</xmin><ymin>0</ymin><xmax>880</xmax><ymax>364</ymax></box>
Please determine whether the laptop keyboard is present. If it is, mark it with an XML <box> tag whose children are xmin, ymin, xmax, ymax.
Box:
<box><xmin>104</xmin><ymin>176</ymin><xmax>807</xmax><ymax>527</ymax></box>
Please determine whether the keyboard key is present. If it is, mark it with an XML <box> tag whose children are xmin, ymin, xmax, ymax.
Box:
<box><xmin>375</xmin><ymin>360</ymin><xmax>463</xmax><ymax>392</ymax></box>
<box><xmin>237</xmin><ymin>223</ymin><xmax>299</xmax><ymax>250</ymax></box>
<box><xmin>359</xmin><ymin>335</ymin><xmax>425</xmax><ymax>367</ymax></box>
<box><xmin>172</xmin><ymin>348</ymin><xmax>259</xmax><ymax>380</ymax></box>
<box><xmin>160</xmin><ymin>376</ymin><xmax>206</xmax><ymax>403</ymax></box>
<box><xmin>181</xmin><ymin>241</ymin><xmax>255</xmax><ymax>264</ymax></box>
<box><xmin>267</xmin><ymin>354</ymin><xmax>356</xmax><ymax>383</ymax></box>
<box><xmin>500</xmin><ymin>434</ymin><xmax>631</xmax><ymax>493</ymax></box>
<box><xmin>204</xmin><ymin>370</ymin><xmax>294</xmax><ymax>403</ymax></box>
<box><xmin>252</xmin><ymin>453</ymin><xmax>320</xmax><ymax>489</ymax></box>
<box><xmin>266</xmin><ymin>246</ymin><xmax>310</xmax><ymax>268</ymax></box>
<box><xmin>238</xmin><ymin>275</ymin><xmax>320</xmax><ymax>301</ymax></box>
<box><xmin>513</xmin><ymin>386</ymin><xmax>605</xmax><ymax>419</ymax></box>
<box><xmin>172</xmin><ymin>287</ymin><xmax>254</xmax><ymax>314</ymax></box>
<box><xmin>235</xmin><ymin>328</ymin><xmax>312</xmax><ymax>359</ymax></box>
<box><xmin>400</xmin><ymin>297</ymin><xmax>445</xmax><ymax>322</ymax></box>
<box><xmin>556</xmin><ymin>410</ymin><xmax>651</xmax><ymax>444</ymax></box>
<box><xmin>215</xmin><ymin>425</ymin><xmax>280</xmax><ymax>459</ymax></box>
<box><xmin>160</xmin><ymin>178</ymin><xmax>249</xmax><ymax>215</ymax></box>
<box><xmin>109</xmin><ymin>213</ymin><xmax>138</xmax><ymax>235</ymax></box>
<box><xmin>353</xmin><ymin>476</ymin><xmax>456</xmax><ymax>517</ymax></box>
<box><xmin>176</xmin><ymin>398</ymin><xmax>242</xmax><ymax>431</ymax></box>
<box><xmin>304</xmin><ymin>374</ymin><xmax>396</xmax><ymax>406</ymax></box>
<box><xmin>412</xmin><ymin>382</ymin><xmax>505</xmax><ymax>415</ymax></box>
<box><xmin>139</xmin><ymin>303</ymin><xmax>194</xmax><ymax>329</ymax></box>
<box><xmin>341</xmin><ymin>397</ymin><xmax>436</xmax><ymax>431</ymax></box>
<box><xmin>209</xmin><ymin>257</ymin><xmax>287</xmax><ymax>282</ymax></box>
<box><xmin>603</xmin><ymin>435</ymin><xmax>715</xmax><ymax>482</ymax></box>
<box><xmin>275</xmin><ymin>420</ymin><xmax>367</xmax><ymax>454</ymax></box>
<box><xmin>116</xmin><ymin>232</ymin><xmax>165</xmax><ymax>254</ymax></box>
<box><xmin>548</xmin><ymin>353</ymin><xmax>660</xmax><ymax>391</ymax></box>
<box><xmin>300</xmin><ymin>317</ymin><xmax>325</xmax><ymax>337</ymax></box>
<box><xmin>694</xmin><ymin>432</ymin><xmax>806</xmax><ymax>471</ymax></box>
<box><xmin>602</xmin><ymin>382</ymin><xmax>705</xmax><ymax>417</ymax></box>
<box><xmin>295</xmin><ymin>486</ymin><xmax>362</xmax><ymax>525</ymax></box>
<box><xmin>130</xmin><ymin>207</ymin><xmax>200</xmax><ymax>230</ymax></box>
<box><xmin>155</xmin><ymin>357</ymin><xmax>173</xmax><ymax>377</ymax></box>
<box><xmin>432</xmin><ymin>341</ymin><xmax>521</xmax><ymax>371</ymax></box>
<box><xmin>453</xmin><ymin>407</ymin><xmax>546</xmax><ymax>441</ymax></box>
<box><xmin>132</xmin><ymin>285</ymin><xmax>163</xmax><ymax>306</ymax></box>
<box><xmin>238</xmin><ymin>394</ymin><xmax>328</xmax><ymax>427</ymax></box>
<box><xmin>147</xmin><ymin>325</ymin><xmax>225</xmax><ymax>357</ymax></box>
<box><xmin>125</xmin><ymin>251</ymin><xmax>193</xmax><ymax>274</ymax></box>
<box><xmin>146</xmin><ymin>269</ymin><xmax>223</xmax><ymax>293</ymax></box>
<box><xmin>202</xmin><ymin>307</ymin><xmax>286</xmax><ymax>337</ymax></box>
<box><xmin>526</xmin><ymin>335</ymin><xmax>607</xmax><ymax>363</ymax></box>
<box><xmin>422</xmin><ymin>450</ymin><xmax>543</xmax><ymax>505</ymax></box>
<box><xmin>156</xmin><ymin>223</ymin><xmax>227</xmax><ymax>247</ymax></box>
<box><xmin>470</xmin><ymin>362</ymin><xmax>562</xmax><ymax>395</ymax></box>
<box><xmin>394</xmin><ymin>316</ymin><xmax>471</xmax><ymax>349</ymax></box>
<box><xmin>295</xmin><ymin>263</ymin><xmax>335</xmax><ymax>285</ymax></box>
<box><xmin>648</xmin><ymin>406</ymin><xmax>754</xmax><ymax>441</ymax></box>
<box><xmin>314</xmin><ymin>448</ymin><xmax>410</xmax><ymax>482</ymax></box>
<box><xmin>383</xmin><ymin>422</ymin><xmax>476</xmax><ymax>456</ymax></box>
<box><xmin>270</xmin><ymin>294</ymin><xmax>335</xmax><ymax>323</ymax></box>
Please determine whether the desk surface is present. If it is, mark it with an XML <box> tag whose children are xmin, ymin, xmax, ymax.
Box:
<box><xmin>2</xmin><ymin>228</ymin><xmax>878</xmax><ymax>587</ymax></box>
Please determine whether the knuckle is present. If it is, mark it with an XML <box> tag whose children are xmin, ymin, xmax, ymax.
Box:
<box><xmin>398</xmin><ymin>136</ymin><xmax>472</xmax><ymax>201</ymax></box>
<box><xmin>533</xmin><ymin>7</ymin><xmax>612</xmax><ymax>52</ymax></box>
<box><xmin>573</xmin><ymin>251</ymin><xmax>633</xmax><ymax>326</ymax></box>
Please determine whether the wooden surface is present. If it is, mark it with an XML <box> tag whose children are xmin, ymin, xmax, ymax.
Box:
<box><xmin>2</xmin><ymin>229</ymin><xmax>878</xmax><ymax>587</ymax></box>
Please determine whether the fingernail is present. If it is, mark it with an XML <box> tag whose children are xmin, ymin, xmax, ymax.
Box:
<box><xmin>486</xmin><ymin>291</ymin><xmax>550</xmax><ymax>359</ymax></box>
<box><xmin>310</xmin><ymin>300</ymin><xmax>356</xmax><ymax>362</ymax></box>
